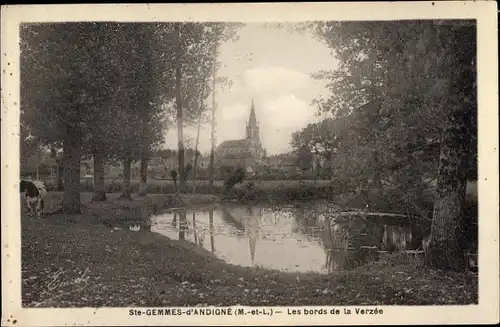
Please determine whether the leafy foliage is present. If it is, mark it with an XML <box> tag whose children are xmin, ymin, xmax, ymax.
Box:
<box><xmin>287</xmin><ymin>20</ymin><xmax>478</xmax><ymax>270</ymax></box>
<box><xmin>291</xmin><ymin>118</ymin><xmax>340</xmax><ymax>159</ymax></box>
<box><xmin>20</xmin><ymin>22</ymin><xmax>244</xmax><ymax>203</ymax></box>
<box><xmin>224</xmin><ymin>166</ymin><xmax>246</xmax><ymax>191</ymax></box>
<box><xmin>291</xmin><ymin>20</ymin><xmax>476</xmax><ymax>203</ymax></box>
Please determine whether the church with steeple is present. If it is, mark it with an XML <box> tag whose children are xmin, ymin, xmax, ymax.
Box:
<box><xmin>216</xmin><ymin>100</ymin><xmax>267</xmax><ymax>170</ymax></box>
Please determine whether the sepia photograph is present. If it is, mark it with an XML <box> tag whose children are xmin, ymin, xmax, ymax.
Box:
<box><xmin>2</xmin><ymin>2</ymin><xmax>499</xmax><ymax>326</ymax></box>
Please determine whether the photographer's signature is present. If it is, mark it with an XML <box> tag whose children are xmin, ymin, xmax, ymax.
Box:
<box><xmin>46</xmin><ymin>268</ymin><xmax>91</xmax><ymax>291</ymax></box>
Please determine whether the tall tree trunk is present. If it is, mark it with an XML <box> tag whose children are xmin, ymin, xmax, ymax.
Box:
<box><xmin>50</xmin><ymin>145</ymin><xmax>64</xmax><ymax>191</ymax></box>
<box><xmin>426</xmin><ymin>108</ymin><xmax>472</xmax><ymax>271</ymax></box>
<box><xmin>137</xmin><ymin>157</ymin><xmax>149</xmax><ymax>196</ymax></box>
<box><xmin>208</xmin><ymin>38</ymin><xmax>218</xmax><ymax>189</ymax></box>
<box><xmin>119</xmin><ymin>158</ymin><xmax>132</xmax><ymax>201</ymax></box>
<box><xmin>425</xmin><ymin>24</ymin><xmax>476</xmax><ymax>272</ymax></box>
<box><xmin>92</xmin><ymin>150</ymin><xmax>106</xmax><ymax>201</ymax></box>
<box><xmin>192</xmin><ymin>100</ymin><xmax>204</xmax><ymax>194</ymax></box>
<box><xmin>56</xmin><ymin>159</ymin><xmax>64</xmax><ymax>191</ymax></box>
<box><xmin>62</xmin><ymin>131</ymin><xmax>82</xmax><ymax>214</ymax></box>
<box><xmin>175</xmin><ymin>24</ymin><xmax>186</xmax><ymax>194</ymax></box>
<box><xmin>315</xmin><ymin>155</ymin><xmax>321</xmax><ymax>184</ymax></box>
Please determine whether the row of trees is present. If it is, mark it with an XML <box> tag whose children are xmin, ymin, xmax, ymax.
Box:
<box><xmin>290</xmin><ymin>20</ymin><xmax>477</xmax><ymax>271</ymax></box>
<box><xmin>20</xmin><ymin>22</ymin><xmax>242</xmax><ymax>212</ymax></box>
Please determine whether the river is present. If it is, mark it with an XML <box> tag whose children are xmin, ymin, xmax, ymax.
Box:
<box><xmin>151</xmin><ymin>203</ymin><xmax>424</xmax><ymax>274</ymax></box>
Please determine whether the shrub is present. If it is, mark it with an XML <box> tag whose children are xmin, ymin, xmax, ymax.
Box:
<box><xmin>223</xmin><ymin>166</ymin><xmax>246</xmax><ymax>191</ymax></box>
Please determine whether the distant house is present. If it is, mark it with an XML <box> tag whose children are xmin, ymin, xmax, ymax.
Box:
<box><xmin>23</xmin><ymin>149</ymin><xmax>210</xmax><ymax>181</ymax></box>
<box><xmin>160</xmin><ymin>153</ymin><xmax>205</xmax><ymax>171</ymax></box>
<box><xmin>147</xmin><ymin>157</ymin><xmax>168</xmax><ymax>179</ymax></box>
<box><xmin>216</xmin><ymin>100</ymin><xmax>266</xmax><ymax>170</ymax></box>
<box><xmin>198</xmin><ymin>157</ymin><xmax>210</xmax><ymax>170</ymax></box>
<box><xmin>246</xmin><ymin>166</ymin><xmax>255</xmax><ymax>176</ymax></box>
<box><xmin>149</xmin><ymin>157</ymin><xmax>167</xmax><ymax>171</ymax></box>
<box><xmin>267</xmin><ymin>152</ymin><xmax>299</xmax><ymax>172</ymax></box>
<box><xmin>147</xmin><ymin>153</ymin><xmax>210</xmax><ymax>180</ymax></box>
<box><xmin>79</xmin><ymin>158</ymin><xmax>125</xmax><ymax>179</ymax></box>
<box><xmin>21</xmin><ymin>148</ymin><xmax>60</xmax><ymax>179</ymax></box>
<box><xmin>81</xmin><ymin>159</ymin><xmax>93</xmax><ymax>177</ymax></box>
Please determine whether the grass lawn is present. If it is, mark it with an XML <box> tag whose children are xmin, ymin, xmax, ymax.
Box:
<box><xmin>21</xmin><ymin>193</ymin><xmax>478</xmax><ymax>307</ymax></box>
<box><xmin>41</xmin><ymin>179</ymin><xmax>341</xmax><ymax>207</ymax></box>
<box><xmin>49</xmin><ymin>178</ymin><xmax>332</xmax><ymax>194</ymax></box>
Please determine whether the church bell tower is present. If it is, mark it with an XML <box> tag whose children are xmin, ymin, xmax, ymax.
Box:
<box><xmin>246</xmin><ymin>99</ymin><xmax>259</xmax><ymax>142</ymax></box>
<box><xmin>246</xmin><ymin>100</ymin><xmax>261</xmax><ymax>158</ymax></box>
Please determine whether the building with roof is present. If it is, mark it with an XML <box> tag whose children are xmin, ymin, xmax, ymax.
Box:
<box><xmin>267</xmin><ymin>152</ymin><xmax>301</xmax><ymax>172</ymax></box>
<box><xmin>215</xmin><ymin>100</ymin><xmax>266</xmax><ymax>170</ymax></box>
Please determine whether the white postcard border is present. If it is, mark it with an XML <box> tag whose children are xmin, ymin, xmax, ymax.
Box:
<box><xmin>1</xmin><ymin>2</ymin><xmax>498</xmax><ymax>326</ymax></box>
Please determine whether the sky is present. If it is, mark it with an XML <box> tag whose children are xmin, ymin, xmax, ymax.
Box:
<box><xmin>164</xmin><ymin>23</ymin><xmax>339</xmax><ymax>156</ymax></box>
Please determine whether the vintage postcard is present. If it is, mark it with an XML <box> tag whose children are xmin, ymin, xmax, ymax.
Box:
<box><xmin>1</xmin><ymin>2</ymin><xmax>499</xmax><ymax>326</ymax></box>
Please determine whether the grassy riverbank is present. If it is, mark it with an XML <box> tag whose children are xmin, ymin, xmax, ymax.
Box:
<box><xmin>21</xmin><ymin>193</ymin><xmax>477</xmax><ymax>307</ymax></box>
<box><xmin>43</xmin><ymin>179</ymin><xmax>354</xmax><ymax>206</ymax></box>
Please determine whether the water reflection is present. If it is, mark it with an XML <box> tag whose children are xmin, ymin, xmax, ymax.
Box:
<box><xmin>382</xmin><ymin>225</ymin><xmax>412</xmax><ymax>252</ymax></box>
<box><xmin>178</xmin><ymin>212</ymin><xmax>187</xmax><ymax>240</ymax></box>
<box><xmin>192</xmin><ymin>212</ymin><xmax>198</xmax><ymax>244</ymax></box>
<box><xmin>152</xmin><ymin>204</ymin><xmax>418</xmax><ymax>274</ymax></box>
<box><xmin>209</xmin><ymin>211</ymin><xmax>215</xmax><ymax>253</ymax></box>
<box><xmin>172</xmin><ymin>213</ymin><xmax>177</xmax><ymax>229</ymax></box>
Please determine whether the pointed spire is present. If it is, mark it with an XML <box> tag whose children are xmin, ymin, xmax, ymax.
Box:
<box><xmin>249</xmin><ymin>235</ymin><xmax>256</xmax><ymax>265</ymax></box>
<box><xmin>246</xmin><ymin>212</ymin><xmax>259</xmax><ymax>266</ymax></box>
<box><xmin>248</xmin><ymin>99</ymin><xmax>257</xmax><ymax>127</ymax></box>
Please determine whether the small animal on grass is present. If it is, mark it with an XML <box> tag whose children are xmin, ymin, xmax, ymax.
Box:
<box><xmin>20</xmin><ymin>179</ymin><xmax>48</xmax><ymax>218</ymax></box>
